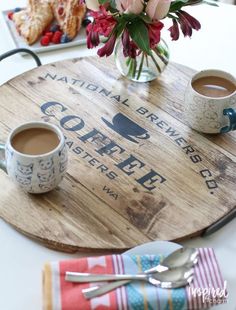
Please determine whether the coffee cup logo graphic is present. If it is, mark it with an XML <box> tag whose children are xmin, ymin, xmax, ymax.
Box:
<box><xmin>102</xmin><ymin>113</ymin><xmax>150</xmax><ymax>143</ymax></box>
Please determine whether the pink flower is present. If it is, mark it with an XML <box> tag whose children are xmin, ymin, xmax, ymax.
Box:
<box><xmin>97</xmin><ymin>34</ymin><xmax>117</xmax><ymax>57</ymax></box>
<box><xmin>115</xmin><ymin>0</ymin><xmax>144</xmax><ymax>14</ymax></box>
<box><xmin>146</xmin><ymin>0</ymin><xmax>171</xmax><ymax>21</ymax></box>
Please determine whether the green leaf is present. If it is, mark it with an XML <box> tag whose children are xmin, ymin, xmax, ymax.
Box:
<box><xmin>98</xmin><ymin>0</ymin><xmax>117</xmax><ymax>8</ymax></box>
<box><xmin>170</xmin><ymin>0</ymin><xmax>191</xmax><ymax>12</ymax></box>
<box><xmin>121</xmin><ymin>13</ymin><xmax>139</xmax><ymax>21</ymax></box>
<box><xmin>139</xmin><ymin>12</ymin><xmax>152</xmax><ymax>24</ymax></box>
<box><xmin>170</xmin><ymin>2</ymin><xmax>186</xmax><ymax>12</ymax></box>
<box><xmin>109</xmin><ymin>0</ymin><xmax>117</xmax><ymax>9</ymax></box>
<box><xmin>115</xmin><ymin>19</ymin><xmax>127</xmax><ymax>37</ymax></box>
<box><xmin>98</xmin><ymin>0</ymin><xmax>108</xmax><ymax>4</ymax></box>
<box><xmin>127</xmin><ymin>20</ymin><xmax>151</xmax><ymax>55</ymax></box>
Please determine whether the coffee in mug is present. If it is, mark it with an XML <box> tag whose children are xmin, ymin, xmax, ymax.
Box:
<box><xmin>12</xmin><ymin>128</ymin><xmax>60</xmax><ymax>155</ymax></box>
<box><xmin>0</xmin><ymin>121</ymin><xmax>68</xmax><ymax>193</ymax></box>
<box><xmin>184</xmin><ymin>69</ymin><xmax>236</xmax><ymax>133</ymax></box>
<box><xmin>192</xmin><ymin>76</ymin><xmax>235</xmax><ymax>98</ymax></box>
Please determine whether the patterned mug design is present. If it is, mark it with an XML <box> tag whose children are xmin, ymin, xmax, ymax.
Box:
<box><xmin>184</xmin><ymin>69</ymin><xmax>236</xmax><ymax>134</ymax></box>
<box><xmin>0</xmin><ymin>122</ymin><xmax>68</xmax><ymax>194</ymax></box>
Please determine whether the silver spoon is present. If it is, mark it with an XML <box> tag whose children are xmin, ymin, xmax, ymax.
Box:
<box><xmin>65</xmin><ymin>247</ymin><xmax>198</xmax><ymax>283</ymax></box>
<box><xmin>82</xmin><ymin>267</ymin><xmax>194</xmax><ymax>299</ymax></box>
<box><xmin>77</xmin><ymin>247</ymin><xmax>198</xmax><ymax>298</ymax></box>
<box><xmin>66</xmin><ymin>265</ymin><xmax>194</xmax><ymax>283</ymax></box>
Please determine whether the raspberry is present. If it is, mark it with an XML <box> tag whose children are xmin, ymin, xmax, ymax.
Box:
<box><xmin>40</xmin><ymin>36</ymin><xmax>50</xmax><ymax>46</ymax></box>
<box><xmin>42</xmin><ymin>25</ymin><xmax>51</xmax><ymax>35</ymax></box>
<box><xmin>52</xmin><ymin>31</ymin><xmax>62</xmax><ymax>44</ymax></box>
<box><xmin>55</xmin><ymin>30</ymin><xmax>62</xmax><ymax>37</ymax></box>
<box><xmin>45</xmin><ymin>32</ymin><xmax>53</xmax><ymax>41</ymax></box>
<box><xmin>58</xmin><ymin>7</ymin><xmax>64</xmax><ymax>15</ymax></box>
<box><xmin>50</xmin><ymin>24</ymin><xmax>60</xmax><ymax>33</ymax></box>
<box><xmin>8</xmin><ymin>12</ymin><xmax>14</xmax><ymax>20</ymax></box>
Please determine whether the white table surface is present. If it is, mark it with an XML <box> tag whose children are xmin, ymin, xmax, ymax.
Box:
<box><xmin>0</xmin><ymin>1</ymin><xmax>236</xmax><ymax>309</ymax></box>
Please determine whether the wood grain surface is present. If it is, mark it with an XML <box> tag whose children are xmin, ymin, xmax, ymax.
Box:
<box><xmin>0</xmin><ymin>56</ymin><xmax>235</xmax><ymax>253</ymax></box>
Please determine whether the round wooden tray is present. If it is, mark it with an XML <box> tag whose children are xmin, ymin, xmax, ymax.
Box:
<box><xmin>0</xmin><ymin>57</ymin><xmax>235</xmax><ymax>253</ymax></box>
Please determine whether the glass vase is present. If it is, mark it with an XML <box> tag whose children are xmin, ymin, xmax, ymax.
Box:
<box><xmin>114</xmin><ymin>38</ymin><xmax>170</xmax><ymax>83</ymax></box>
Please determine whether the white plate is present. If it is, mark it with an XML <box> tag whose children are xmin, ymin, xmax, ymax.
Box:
<box><xmin>1</xmin><ymin>8</ymin><xmax>87</xmax><ymax>55</ymax></box>
<box><xmin>124</xmin><ymin>241</ymin><xmax>182</xmax><ymax>256</ymax></box>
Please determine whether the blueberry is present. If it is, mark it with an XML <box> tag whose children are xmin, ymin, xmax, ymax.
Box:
<box><xmin>60</xmin><ymin>34</ymin><xmax>71</xmax><ymax>44</ymax></box>
<box><xmin>14</xmin><ymin>7</ymin><xmax>22</xmax><ymax>13</ymax></box>
<box><xmin>50</xmin><ymin>24</ymin><xmax>60</xmax><ymax>33</ymax></box>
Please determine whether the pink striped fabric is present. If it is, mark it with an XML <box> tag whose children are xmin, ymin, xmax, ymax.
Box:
<box><xmin>43</xmin><ymin>248</ymin><xmax>228</xmax><ymax>310</ymax></box>
<box><xmin>187</xmin><ymin>248</ymin><xmax>228</xmax><ymax>308</ymax></box>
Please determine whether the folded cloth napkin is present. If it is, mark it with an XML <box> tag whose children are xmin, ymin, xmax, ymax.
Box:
<box><xmin>43</xmin><ymin>248</ymin><xmax>227</xmax><ymax>310</ymax></box>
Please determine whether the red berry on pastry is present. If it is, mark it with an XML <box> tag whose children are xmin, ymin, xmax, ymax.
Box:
<box><xmin>40</xmin><ymin>36</ymin><xmax>50</xmax><ymax>46</ymax></box>
<box><xmin>58</xmin><ymin>7</ymin><xmax>64</xmax><ymax>15</ymax></box>
<box><xmin>43</xmin><ymin>26</ymin><xmax>51</xmax><ymax>35</ymax></box>
<box><xmin>52</xmin><ymin>31</ymin><xmax>62</xmax><ymax>44</ymax></box>
<box><xmin>8</xmin><ymin>12</ymin><xmax>14</xmax><ymax>20</ymax></box>
<box><xmin>55</xmin><ymin>30</ymin><xmax>62</xmax><ymax>37</ymax></box>
<box><xmin>45</xmin><ymin>32</ymin><xmax>53</xmax><ymax>41</ymax></box>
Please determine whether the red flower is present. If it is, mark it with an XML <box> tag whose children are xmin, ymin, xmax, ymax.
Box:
<box><xmin>176</xmin><ymin>10</ymin><xmax>201</xmax><ymax>37</ymax></box>
<box><xmin>147</xmin><ymin>22</ymin><xmax>164</xmax><ymax>49</ymax></box>
<box><xmin>176</xmin><ymin>12</ymin><xmax>192</xmax><ymax>37</ymax></box>
<box><xmin>88</xmin><ymin>6</ymin><xmax>117</xmax><ymax>37</ymax></box>
<box><xmin>86</xmin><ymin>5</ymin><xmax>117</xmax><ymax>50</ymax></box>
<box><xmin>86</xmin><ymin>24</ymin><xmax>100</xmax><ymax>48</ymax></box>
<box><xmin>168</xmin><ymin>19</ymin><xmax>179</xmax><ymax>41</ymax></box>
<box><xmin>179</xmin><ymin>10</ymin><xmax>201</xmax><ymax>31</ymax></box>
<box><xmin>122</xmin><ymin>29</ymin><xmax>138</xmax><ymax>58</ymax></box>
<box><xmin>97</xmin><ymin>34</ymin><xmax>117</xmax><ymax>57</ymax></box>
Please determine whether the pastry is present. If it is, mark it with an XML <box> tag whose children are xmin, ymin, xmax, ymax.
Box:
<box><xmin>12</xmin><ymin>10</ymin><xmax>28</xmax><ymax>31</ymax></box>
<box><xmin>13</xmin><ymin>0</ymin><xmax>54</xmax><ymax>45</ymax></box>
<box><xmin>50</xmin><ymin>0</ymin><xmax>86</xmax><ymax>40</ymax></box>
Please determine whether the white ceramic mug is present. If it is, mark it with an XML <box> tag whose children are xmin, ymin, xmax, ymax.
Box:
<box><xmin>184</xmin><ymin>69</ymin><xmax>236</xmax><ymax>133</ymax></box>
<box><xmin>0</xmin><ymin>121</ymin><xmax>68</xmax><ymax>193</ymax></box>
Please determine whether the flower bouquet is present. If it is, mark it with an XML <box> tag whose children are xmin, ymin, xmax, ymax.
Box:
<box><xmin>85</xmin><ymin>0</ymin><xmax>214</xmax><ymax>82</ymax></box>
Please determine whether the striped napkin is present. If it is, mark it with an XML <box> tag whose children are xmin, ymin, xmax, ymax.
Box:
<box><xmin>43</xmin><ymin>248</ymin><xmax>227</xmax><ymax>310</ymax></box>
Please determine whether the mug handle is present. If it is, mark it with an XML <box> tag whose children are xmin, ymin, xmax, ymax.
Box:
<box><xmin>0</xmin><ymin>143</ymin><xmax>7</xmax><ymax>173</ymax></box>
<box><xmin>221</xmin><ymin>108</ymin><xmax>236</xmax><ymax>133</ymax></box>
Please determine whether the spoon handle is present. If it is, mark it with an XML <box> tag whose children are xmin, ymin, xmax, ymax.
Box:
<box><xmin>80</xmin><ymin>265</ymin><xmax>166</xmax><ymax>299</ymax></box>
<box><xmin>82</xmin><ymin>280</ymin><xmax>131</xmax><ymax>299</ymax></box>
<box><xmin>65</xmin><ymin>272</ymin><xmax>147</xmax><ymax>283</ymax></box>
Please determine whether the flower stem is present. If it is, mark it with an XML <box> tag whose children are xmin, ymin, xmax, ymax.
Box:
<box><xmin>145</xmin><ymin>54</ymin><xmax>149</xmax><ymax>67</ymax></box>
<box><xmin>126</xmin><ymin>57</ymin><xmax>132</xmax><ymax>67</ymax></box>
<box><xmin>150</xmin><ymin>52</ymin><xmax>162</xmax><ymax>73</ymax></box>
<box><xmin>154</xmin><ymin>47</ymin><xmax>168</xmax><ymax>66</ymax></box>
<box><xmin>132</xmin><ymin>58</ymin><xmax>137</xmax><ymax>78</ymax></box>
<box><xmin>128</xmin><ymin>58</ymin><xmax>135</xmax><ymax>78</ymax></box>
<box><xmin>137</xmin><ymin>52</ymin><xmax>145</xmax><ymax>80</ymax></box>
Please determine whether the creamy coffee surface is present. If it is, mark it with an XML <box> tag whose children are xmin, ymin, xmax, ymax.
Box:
<box><xmin>192</xmin><ymin>76</ymin><xmax>235</xmax><ymax>98</ymax></box>
<box><xmin>12</xmin><ymin>128</ymin><xmax>60</xmax><ymax>155</ymax></box>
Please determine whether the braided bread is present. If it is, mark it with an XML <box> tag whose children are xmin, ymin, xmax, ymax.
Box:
<box><xmin>13</xmin><ymin>0</ymin><xmax>53</xmax><ymax>45</ymax></box>
<box><xmin>50</xmin><ymin>0</ymin><xmax>86</xmax><ymax>40</ymax></box>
